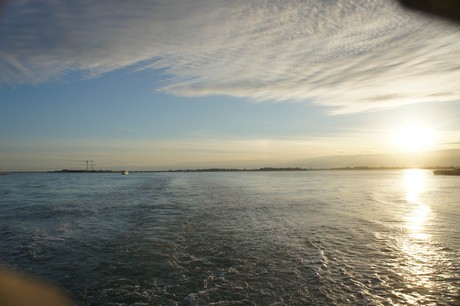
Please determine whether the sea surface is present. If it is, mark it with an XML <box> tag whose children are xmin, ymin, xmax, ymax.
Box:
<box><xmin>0</xmin><ymin>170</ymin><xmax>459</xmax><ymax>305</ymax></box>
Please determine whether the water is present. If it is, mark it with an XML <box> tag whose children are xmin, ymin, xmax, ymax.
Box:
<box><xmin>0</xmin><ymin>170</ymin><xmax>459</xmax><ymax>305</ymax></box>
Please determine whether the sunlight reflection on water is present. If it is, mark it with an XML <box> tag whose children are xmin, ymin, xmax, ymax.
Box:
<box><xmin>398</xmin><ymin>169</ymin><xmax>437</xmax><ymax>303</ymax></box>
<box><xmin>404</xmin><ymin>168</ymin><xmax>426</xmax><ymax>204</ymax></box>
<box><xmin>404</xmin><ymin>169</ymin><xmax>431</xmax><ymax>240</ymax></box>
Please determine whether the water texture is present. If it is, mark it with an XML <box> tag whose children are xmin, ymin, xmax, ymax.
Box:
<box><xmin>0</xmin><ymin>170</ymin><xmax>459</xmax><ymax>305</ymax></box>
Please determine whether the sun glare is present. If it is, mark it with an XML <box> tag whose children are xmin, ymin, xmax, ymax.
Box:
<box><xmin>394</xmin><ymin>124</ymin><xmax>437</xmax><ymax>152</ymax></box>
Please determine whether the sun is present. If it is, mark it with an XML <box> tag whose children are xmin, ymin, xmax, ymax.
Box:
<box><xmin>394</xmin><ymin>124</ymin><xmax>437</xmax><ymax>152</ymax></box>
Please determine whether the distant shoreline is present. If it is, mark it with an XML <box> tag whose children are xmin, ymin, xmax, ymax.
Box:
<box><xmin>148</xmin><ymin>166</ymin><xmax>457</xmax><ymax>173</ymax></box>
<box><xmin>2</xmin><ymin>166</ymin><xmax>458</xmax><ymax>174</ymax></box>
<box><xmin>161</xmin><ymin>166</ymin><xmax>407</xmax><ymax>173</ymax></box>
<box><xmin>48</xmin><ymin>169</ymin><xmax>125</xmax><ymax>173</ymax></box>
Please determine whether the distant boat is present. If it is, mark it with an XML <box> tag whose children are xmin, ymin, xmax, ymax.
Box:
<box><xmin>121</xmin><ymin>170</ymin><xmax>129</xmax><ymax>175</ymax></box>
<box><xmin>433</xmin><ymin>168</ymin><xmax>460</xmax><ymax>176</ymax></box>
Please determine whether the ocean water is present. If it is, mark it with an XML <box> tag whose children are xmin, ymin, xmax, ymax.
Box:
<box><xmin>0</xmin><ymin>170</ymin><xmax>459</xmax><ymax>305</ymax></box>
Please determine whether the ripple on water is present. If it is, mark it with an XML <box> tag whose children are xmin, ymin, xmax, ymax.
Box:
<box><xmin>1</xmin><ymin>171</ymin><xmax>459</xmax><ymax>305</ymax></box>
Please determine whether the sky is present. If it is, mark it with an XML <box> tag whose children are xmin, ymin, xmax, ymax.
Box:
<box><xmin>1</xmin><ymin>0</ymin><xmax>460</xmax><ymax>171</ymax></box>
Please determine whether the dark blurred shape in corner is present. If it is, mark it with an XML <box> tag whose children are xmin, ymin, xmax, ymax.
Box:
<box><xmin>398</xmin><ymin>0</ymin><xmax>460</xmax><ymax>23</ymax></box>
<box><xmin>0</xmin><ymin>268</ymin><xmax>74</xmax><ymax>306</ymax></box>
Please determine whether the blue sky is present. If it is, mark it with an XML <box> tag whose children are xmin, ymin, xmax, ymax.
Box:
<box><xmin>1</xmin><ymin>1</ymin><xmax>460</xmax><ymax>171</ymax></box>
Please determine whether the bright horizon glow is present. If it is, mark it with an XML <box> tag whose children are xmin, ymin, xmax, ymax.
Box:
<box><xmin>394</xmin><ymin>124</ymin><xmax>438</xmax><ymax>153</ymax></box>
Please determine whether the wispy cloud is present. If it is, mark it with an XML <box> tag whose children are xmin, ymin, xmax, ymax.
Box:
<box><xmin>1</xmin><ymin>0</ymin><xmax>459</xmax><ymax>113</ymax></box>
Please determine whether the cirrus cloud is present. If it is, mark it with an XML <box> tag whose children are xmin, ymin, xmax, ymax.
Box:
<box><xmin>1</xmin><ymin>0</ymin><xmax>459</xmax><ymax>113</ymax></box>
